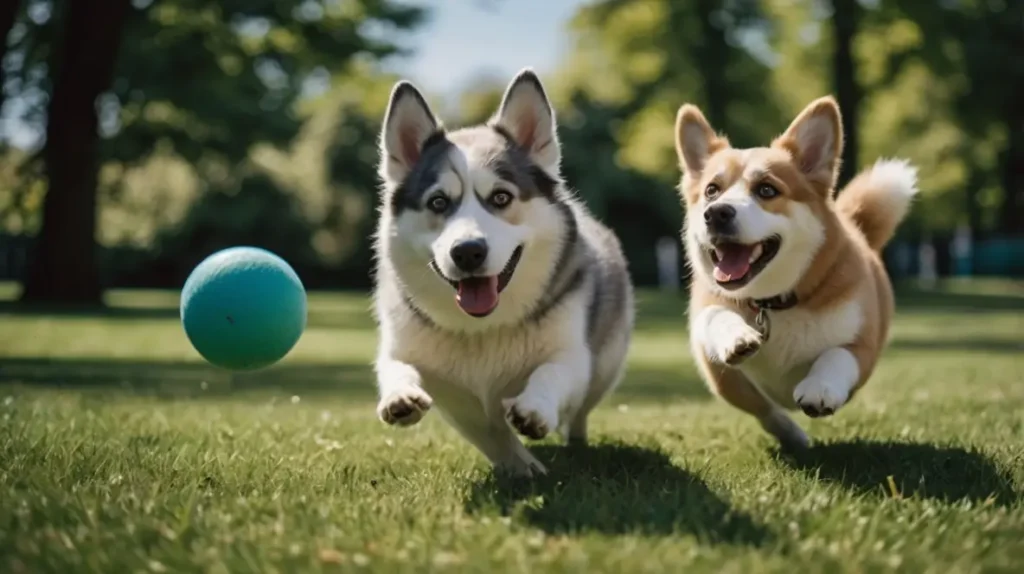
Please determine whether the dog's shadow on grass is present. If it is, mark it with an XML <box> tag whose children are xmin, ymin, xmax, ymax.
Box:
<box><xmin>464</xmin><ymin>443</ymin><xmax>770</xmax><ymax>546</ymax></box>
<box><xmin>776</xmin><ymin>439</ymin><xmax>1021</xmax><ymax>505</ymax></box>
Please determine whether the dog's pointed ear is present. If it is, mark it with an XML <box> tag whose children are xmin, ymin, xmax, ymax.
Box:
<box><xmin>675</xmin><ymin>104</ymin><xmax>726</xmax><ymax>177</ymax></box>
<box><xmin>491</xmin><ymin>68</ymin><xmax>560</xmax><ymax>171</ymax></box>
<box><xmin>380</xmin><ymin>81</ymin><xmax>441</xmax><ymax>182</ymax></box>
<box><xmin>775</xmin><ymin>96</ymin><xmax>843</xmax><ymax>188</ymax></box>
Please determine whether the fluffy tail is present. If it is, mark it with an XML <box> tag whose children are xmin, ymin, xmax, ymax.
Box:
<box><xmin>835</xmin><ymin>159</ymin><xmax>919</xmax><ymax>252</ymax></box>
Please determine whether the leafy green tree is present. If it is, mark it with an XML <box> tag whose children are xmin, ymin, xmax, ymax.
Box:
<box><xmin>873</xmin><ymin>0</ymin><xmax>1023</xmax><ymax>236</ymax></box>
<box><xmin>0</xmin><ymin>1</ymin><xmax>21</xmax><ymax>96</ymax></box>
<box><xmin>4</xmin><ymin>0</ymin><xmax>426</xmax><ymax>304</ymax></box>
<box><xmin>831</xmin><ymin>0</ymin><xmax>864</xmax><ymax>187</ymax></box>
<box><xmin>532</xmin><ymin>0</ymin><xmax>783</xmax><ymax>282</ymax></box>
<box><xmin>558</xmin><ymin>0</ymin><xmax>778</xmax><ymax>171</ymax></box>
<box><xmin>453</xmin><ymin>78</ymin><xmax>505</xmax><ymax>127</ymax></box>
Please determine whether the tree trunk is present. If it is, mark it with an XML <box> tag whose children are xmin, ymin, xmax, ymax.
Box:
<box><xmin>20</xmin><ymin>0</ymin><xmax>132</xmax><ymax>305</ymax></box>
<box><xmin>0</xmin><ymin>0</ymin><xmax>21</xmax><ymax>97</ymax></box>
<box><xmin>999</xmin><ymin>116</ymin><xmax>1024</xmax><ymax>236</ymax></box>
<box><xmin>691</xmin><ymin>0</ymin><xmax>731</xmax><ymax>133</ymax></box>
<box><xmin>831</xmin><ymin>0</ymin><xmax>862</xmax><ymax>190</ymax></box>
<box><xmin>997</xmin><ymin>4</ymin><xmax>1024</xmax><ymax>236</ymax></box>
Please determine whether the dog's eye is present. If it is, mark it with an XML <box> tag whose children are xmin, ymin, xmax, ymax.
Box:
<box><xmin>755</xmin><ymin>184</ymin><xmax>779</xmax><ymax>199</ymax></box>
<box><xmin>705</xmin><ymin>184</ymin><xmax>720</xmax><ymax>199</ymax></box>
<box><xmin>427</xmin><ymin>195</ymin><xmax>450</xmax><ymax>213</ymax></box>
<box><xmin>489</xmin><ymin>189</ymin><xmax>514</xmax><ymax>209</ymax></box>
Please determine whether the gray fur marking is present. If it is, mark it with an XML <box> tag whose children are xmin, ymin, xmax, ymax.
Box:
<box><xmin>390</xmin><ymin>133</ymin><xmax>455</xmax><ymax>215</ymax></box>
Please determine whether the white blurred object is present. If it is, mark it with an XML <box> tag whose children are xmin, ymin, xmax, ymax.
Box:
<box><xmin>656</xmin><ymin>237</ymin><xmax>680</xmax><ymax>293</ymax></box>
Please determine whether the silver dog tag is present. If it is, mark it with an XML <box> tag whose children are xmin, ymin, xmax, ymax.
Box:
<box><xmin>754</xmin><ymin>307</ymin><xmax>771</xmax><ymax>343</ymax></box>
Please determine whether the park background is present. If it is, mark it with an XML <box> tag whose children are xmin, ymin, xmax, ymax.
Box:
<box><xmin>0</xmin><ymin>2</ymin><xmax>1022</xmax><ymax>572</ymax></box>
<box><xmin>1</xmin><ymin>0</ymin><xmax>1022</xmax><ymax>302</ymax></box>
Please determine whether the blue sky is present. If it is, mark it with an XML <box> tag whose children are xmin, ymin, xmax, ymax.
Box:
<box><xmin>386</xmin><ymin>0</ymin><xmax>584</xmax><ymax>97</ymax></box>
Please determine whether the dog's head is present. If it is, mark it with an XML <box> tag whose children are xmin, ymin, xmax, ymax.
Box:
<box><xmin>674</xmin><ymin>97</ymin><xmax>843</xmax><ymax>300</ymax></box>
<box><xmin>377</xmin><ymin>69</ymin><xmax>568</xmax><ymax>326</ymax></box>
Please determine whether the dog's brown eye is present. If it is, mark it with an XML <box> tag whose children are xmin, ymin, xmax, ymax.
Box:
<box><xmin>489</xmin><ymin>189</ymin><xmax>514</xmax><ymax>209</ymax></box>
<box><xmin>756</xmin><ymin>183</ymin><xmax>780</xmax><ymax>199</ymax></box>
<box><xmin>427</xmin><ymin>195</ymin><xmax>450</xmax><ymax>213</ymax></box>
<box><xmin>705</xmin><ymin>184</ymin><xmax>720</xmax><ymax>199</ymax></box>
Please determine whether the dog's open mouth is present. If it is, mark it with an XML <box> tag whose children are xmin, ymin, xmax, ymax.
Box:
<box><xmin>707</xmin><ymin>236</ymin><xmax>781</xmax><ymax>289</ymax></box>
<box><xmin>435</xmin><ymin>245</ymin><xmax>523</xmax><ymax>318</ymax></box>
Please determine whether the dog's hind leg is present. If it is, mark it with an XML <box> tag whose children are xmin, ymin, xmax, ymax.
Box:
<box><xmin>435</xmin><ymin>392</ymin><xmax>548</xmax><ymax>477</ymax></box>
<box><xmin>564</xmin><ymin>414</ymin><xmax>588</xmax><ymax>447</ymax></box>
<box><xmin>465</xmin><ymin>423</ymin><xmax>547</xmax><ymax>477</ymax></box>
<box><xmin>565</xmin><ymin>349</ymin><xmax>630</xmax><ymax>446</ymax></box>
<box><xmin>695</xmin><ymin>350</ymin><xmax>809</xmax><ymax>450</ymax></box>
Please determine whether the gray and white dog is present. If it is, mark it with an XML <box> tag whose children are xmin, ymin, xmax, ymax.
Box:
<box><xmin>371</xmin><ymin>68</ymin><xmax>635</xmax><ymax>476</ymax></box>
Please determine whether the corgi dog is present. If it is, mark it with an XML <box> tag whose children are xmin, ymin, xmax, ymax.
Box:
<box><xmin>675</xmin><ymin>96</ymin><xmax>918</xmax><ymax>448</ymax></box>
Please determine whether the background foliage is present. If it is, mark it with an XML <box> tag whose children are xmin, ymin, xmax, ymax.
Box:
<box><xmin>1</xmin><ymin>0</ymin><xmax>1021</xmax><ymax>302</ymax></box>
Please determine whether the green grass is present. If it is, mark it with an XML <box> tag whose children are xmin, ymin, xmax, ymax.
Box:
<box><xmin>1</xmin><ymin>280</ymin><xmax>1023</xmax><ymax>573</ymax></box>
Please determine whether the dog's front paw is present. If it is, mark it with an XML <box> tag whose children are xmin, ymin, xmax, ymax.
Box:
<box><xmin>502</xmin><ymin>395</ymin><xmax>558</xmax><ymax>440</ymax></box>
<box><xmin>793</xmin><ymin>377</ymin><xmax>849</xmax><ymax>418</ymax></box>
<box><xmin>377</xmin><ymin>387</ymin><xmax>432</xmax><ymax>426</ymax></box>
<box><xmin>713</xmin><ymin>324</ymin><xmax>763</xmax><ymax>366</ymax></box>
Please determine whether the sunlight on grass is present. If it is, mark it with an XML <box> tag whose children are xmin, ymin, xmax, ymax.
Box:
<box><xmin>0</xmin><ymin>280</ymin><xmax>1022</xmax><ymax>572</ymax></box>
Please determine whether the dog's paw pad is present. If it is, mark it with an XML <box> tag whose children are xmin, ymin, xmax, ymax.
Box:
<box><xmin>506</xmin><ymin>406</ymin><xmax>549</xmax><ymax>440</ymax></box>
<box><xmin>722</xmin><ymin>328</ymin><xmax>763</xmax><ymax>365</ymax></box>
<box><xmin>503</xmin><ymin>399</ymin><xmax>555</xmax><ymax>440</ymax></box>
<box><xmin>377</xmin><ymin>388</ymin><xmax>432</xmax><ymax>427</ymax></box>
<box><xmin>799</xmin><ymin>404</ymin><xmax>835</xmax><ymax>418</ymax></box>
<box><xmin>794</xmin><ymin>379</ymin><xmax>847</xmax><ymax>418</ymax></box>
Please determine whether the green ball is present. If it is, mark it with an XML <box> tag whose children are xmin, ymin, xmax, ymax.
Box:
<box><xmin>180</xmin><ymin>247</ymin><xmax>307</xmax><ymax>371</ymax></box>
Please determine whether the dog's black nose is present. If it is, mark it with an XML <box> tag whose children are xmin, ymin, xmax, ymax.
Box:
<box><xmin>703</xmin><ymin>204</ymin><xmax>737</xmax><ymax>233</ymax></box>
<box><xmin>450</xmin><ymin>239</ymin><xmax>489</xmax><ymax>272</ymax></box>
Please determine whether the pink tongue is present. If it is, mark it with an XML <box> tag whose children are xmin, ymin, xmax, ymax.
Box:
<box><xmin>713</xmin><ymin>244</ymin><xmax>754</xmax><ymax>282</ymax></box>
<box><xmin>456</xmin><ymin>276</ymin><xmax>500</xmax><ymax>316</ymax></box>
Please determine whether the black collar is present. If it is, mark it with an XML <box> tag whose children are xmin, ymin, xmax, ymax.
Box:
<box><xmin>749</xmin><ymin>292</ymin><xmax>798</xmax><ymax>311</ymax></box>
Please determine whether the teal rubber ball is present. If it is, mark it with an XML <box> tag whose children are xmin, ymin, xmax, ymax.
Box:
<box><xmin>180</xmin><ymin>247</ymin><xmax>307</xmax><ymax>371</ymax></box>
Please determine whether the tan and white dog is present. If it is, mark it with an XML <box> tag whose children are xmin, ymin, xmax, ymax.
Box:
<box><xmin>675</xmin><ymin>96</ymin><xmax>918</xmax><ymax>449</ymax></box>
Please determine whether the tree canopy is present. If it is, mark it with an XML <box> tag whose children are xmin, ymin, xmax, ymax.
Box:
<box><xmin>2</xmin><ymin>0</ymin><xmax>426</xmax><ymax>303</ymax></box>
<box><xmin>0</xmin><ymin>0</ymin><xmax>1020</xmax><ymax>301</ymax></box>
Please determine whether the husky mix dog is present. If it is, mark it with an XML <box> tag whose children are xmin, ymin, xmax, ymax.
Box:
<box><xmin>676</xmin><ymin>97</ymin><xmax>918</xmax><ymax>449</ymax></box>
<box><xmin>372</xmin><ymin>69</ymin><xmax>635</xmax><ymax>476</ymax></box>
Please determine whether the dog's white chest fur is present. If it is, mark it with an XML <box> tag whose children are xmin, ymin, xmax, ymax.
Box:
<box><xmin>391</xmin><ymin>313</ymin><xmax>559</xmax><ymax>402</ymax></box>
<box><xmin>740</xmin><ymin>301</ymin><xmax>862</xmax><ymax>408</ymax></box>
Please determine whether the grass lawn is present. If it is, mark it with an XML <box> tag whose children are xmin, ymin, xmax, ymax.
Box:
<box><xmin>1</xmin><ymin>279</ymin><xmax>1022</xmax><ymax>573</ymax></box>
